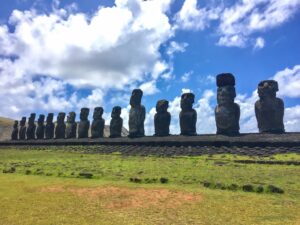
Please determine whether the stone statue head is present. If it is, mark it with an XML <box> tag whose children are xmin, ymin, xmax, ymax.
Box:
<box><xmin>156</xmin><ymin>100</ymin><xmax>169</xmax><ymax>113</ymax></box>
<box><xmin>46</xmin><ymin>113</ymin><xmax>54</xmax><ymax>123</ymax></box>
<box><xmin>216</xmin><ymin>73</ymin><xmax>235</xmax><ymax>87</ymax></box>
<box><xmin>20</xmin><ymin>117</ymin><xmax>26</xmax><ymax>126</ymax></box>
<box><xmin>93</xmin><ymin>107</ymin><xmax>103</xmax><ymax>120</ymax></box>
<box><xmin>130</xmin><ymin>89</ymin><xmax>143</xmax><ymax>107</ymax></box>
<box><xmin>111</xmin><ymin>106</ymin><xmax>121</xmax><ymax>118</ymax></box>
<box><xmin>217</xmin><ymin>86</ymin><xmax>236</xmax><ymax>105</ymax></box>
<box><xmin>80</xmin><ymin>108</ymin><xmax>89</xmax><ymax>120</ymax></box>
<box><xmin>57</xmin><ymin>112</ymin><xmax>66</xmax><ymax>123</ymax></box>
<box><xmin>180</xmin><ymin>93</ymin><xmax>195</xmax><ymax>110</ymax></box>
<box><xmin>67</xmin><ymin>112</ymin><xmax>76</xmax><ymax>123</ymax></box>
<box><xmin>13</xmin><ymin>120</ymin><xmax>18</xmax><ymax>128</ymax></box>
<box><xmin>28</xmin><ymin>113</ymin><xmax>36</xmax><ymax>125</ymax></box>
<box><xmin>258</xmin><ymin>80</ymin><xmax>278</xmax><ymax>99</ymax></box>
<box><xmin>37</xmin><ymin>115</ymin><xmax>45</xmax><ymax>125</ymax></box>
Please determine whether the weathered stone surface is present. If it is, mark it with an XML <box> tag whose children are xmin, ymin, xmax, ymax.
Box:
<box><xmin>215</xmin><ymin>73</ymin><xmax>240</xmax><ymax>135</ymax></box>
<box><xmin>55</xmin><ymin>112</ymin><xmax>66</xmax><ymax>139</ymax></box>
<box><xmin>36</xmin><ymin>114</ymin><xmax>45</xmax><ymax>139</ymax></box>
<box><xmin>154</xmin><ymin>100</ymin><xmax>171</xmax><ymax>136</ymax></box>
<box><xmin>110</xmin><ymin>106</ymin><xmax>123</xmax><ymax>138</ymax></box>
<box><xmin>91</xmin><ymin>107</ymin><xmax>105</xmax><ymax>138</ymax></box>
<box><xmin>26</xmin><ymin>113</ymin><xmax>36</xmax><ymax>140</ymax></box>
<box><xmin>19</xmin><ymin>117</ymin><xmax>26</xmax><ymax>140</ymax></box>
<box><xmin>66</xmin><ymin>112</ymin><xmax>77</xmax><ymax>139</ymax></box>
<box><xmin>255</xmin><ymin>80</ymin><xmax>285</xmax><ymax>133</ymax></box>
<box><xmin>45</xmin><ymin>113</ymin><xmax>54</xmax><ymax>139</ymax></box>
<box><xmin>78</xmin><ymin>108</ymin><xmax>90</xmax><ymax>138</ymax></box>
<box><xmin>128</xmin><ymin>89</ymin><xmax>145</xmax><ymax>138</ymax></box>
<box><xmin>11</xmin><ymin>121</ymin><xmax>18</xmax><ymax>140</ymax></box>
<box><xmin>180</xmin><ymin>93</ymin><xmax>197</xmax><ymax>136</ymax></box>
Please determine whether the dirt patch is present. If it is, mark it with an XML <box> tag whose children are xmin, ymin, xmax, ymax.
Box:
<box><xmin>40</xmin><ymin>185</ymin><xmax>202</xmax><ymax>210</ymax></box>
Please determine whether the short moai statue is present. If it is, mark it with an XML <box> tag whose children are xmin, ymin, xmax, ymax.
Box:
<box><xmin>78</xmin><ymin>108</ymin><xmax>90</xmax><ymax>138</ymax></box>
<box><xmin>55</xmin><ymin>112</ymin><xmax>66</xmax><ymax>139</ymax></box>
<box><xmin>26</xmin><ymin>113</ymin><xmax>36</xmax><ymax>140</ymax></box>
<box><xmin>180</xmin><ymin>93</ymin><xmax>197</xmax><ymax>136</ymax></box>
<box><xmin>154</xmin><ymin>100</ymin><xmax>171</xmax><ymax>136</ymax></box>
<box><xmin>128</xmin><ymin>89</ymin><xmax>146</xmax><ymax>138</ymax></box>
<box><xmin>66</xmin><ymin>112</ymin><xmax>77</xmax><ymax>139</ymax></box>
<box><xmin>36</xmin><ymin>114</ymin><xmax>45</xmax><ymax>139</ymax></box>
<box><xmin>45</xmin><ymin>113</ymin><xmax>55</xmax><ymax>139</ymax></box>
<box><xmin>19</xmin><ymin>117</ymin><xmax>27</xmax><ymax>140</ymax></box>
<box><xmin>11</xmin><ymin>121</ymin><xmax>19</xmax><ymax>140</ymax></box>
<box><xmin>255</xmin><ymin>80</ymin><xmax>285</xmax><ymax>133</ymax></box>
<box><xmin>91</xmin><ymin>107</ymin><xmax>105</xmax><ymax>138</ymax></box>
<box><xmin>109</xmin><ymin>106</ymin><xmax>123</xmax><ymax>138</ymax></box>
<box><xmin>215</xmin><ymin>73</ymin><xmax>240</xmax><ymax>135</ymax></box>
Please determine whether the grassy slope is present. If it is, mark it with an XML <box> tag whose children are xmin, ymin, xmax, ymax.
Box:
<box><xmin>0</xmin><ymin>149</ymin><xmax>300</xmax><ymax>225</ymax></box>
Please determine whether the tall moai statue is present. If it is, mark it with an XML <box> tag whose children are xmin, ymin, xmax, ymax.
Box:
<box><xmin>26</xmin><ymin>113</ymin><xmax>36</xmax><ymax>140</ymax></box>
<box><xmin>66</xmin><ymin>112</ymin><xmax>77</xmax><ymax>139</ymax></box>
<box><xmin>45</xmin><ymin>113</ymin><xmax>55</xmax><ymax>139</ymax></box>
<box><xmin>78</xmin><ymin>108</ymin><xmax>90</xmax><ymax>138</ymax></box>
<box><xmin>215</xmin><ymin>73</ymin><xmax>240</xmax><ymax>135</ymax></box>
<box><xmin>19</xmin><ymin>117</ymin><xmax>26</xmax><ymax>140</ymax></box>
<box><xmin>154</xmin><ymin>100</ymin><xmax>171</xmax><ymax>136</ymax></box>
<box><xmin>11</xmin><ymin>120</ymin><xmax>19</xmax><ymax>140</ymax></box>
<box><xmin>109</xmin><ymin>106</ymin><xmax>123</xmax><ymax>138</ymax></box>
<box><xmin>36</xmin><ymin>114</ymin><xmax>45</xmax><ymax>139</ymax></box>
<box><xmin>255</xmin><ymin>80</ymin><xmax>285</xmax><ymax>133</ymax></box>
<box><xmin>91</xmin><ymin>107</ymin><xmax>105</xmax><ymax>138</ymax></box>
<box><xmin>180</xmin><ymin>93</ymin><xmax>197</xmax><ymax>136</ymax></box>
<box><xmin>55</xmin><ymin>112</ymin><xmax>66</xmax><ymax>139</ymax></box>
<box><xmin>128</xmin><ymin>89</ymin><xmax>146</xmax><ymax>138</ymax></box>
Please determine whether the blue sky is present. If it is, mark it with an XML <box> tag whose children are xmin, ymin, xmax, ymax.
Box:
<box><xmin>0</xmin><ymin>0</ymin><xmax>300</xmax><ymax>134</ymax></box>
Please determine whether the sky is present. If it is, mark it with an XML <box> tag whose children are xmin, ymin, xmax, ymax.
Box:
<box><xmin>0</xmin><ymin>0</ymin><xmax>300</xmax><ymax>135</ymax></box>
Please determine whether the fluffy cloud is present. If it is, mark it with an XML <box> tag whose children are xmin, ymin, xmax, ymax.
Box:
<box><xmin>217</xmin><ymin>0</ymin><xmax>300</xmax><ymax>47</ymax></box>
<box><xmin>0</xmin><ymin>0</ymin><xmax>176</xmax><ymax>119</ymax></box>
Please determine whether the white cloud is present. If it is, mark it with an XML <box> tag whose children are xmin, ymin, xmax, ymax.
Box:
<box><xmin>139</xmin><ymin>80</ymin><xmax>159</xmax><ymax>95</ymax></box>
<box><xmin>181</xmin><ymin>71</ymin><xmax>192</xmax><ymax>82</ymax></box>
<box><xmin>217</xmin><ymin>0</ymin><xmax>300</xmax><ymax>48</ymax></box>
<box><xmin>254</xmin><ymin>37</ymin><xmax>265</xmax><ymax>49</ymax></box>
<box><xmin>273</xmin><ymin>65</ymin><xmax>300</xmax><ymax>98</ymax></box>
<box><xmin>0</xmin><ymin>0</ymin><xmax>176</xmax><ymax>118</ymax></box>
<box><xmin>167</xmin><ymin>41</ymin><xmax>188</xmax><ymax>56</ymax></box>
<box><xmin>174</xmin><ymin>0</ymin><xmax>221</xmax><ymax>31</ymax></box>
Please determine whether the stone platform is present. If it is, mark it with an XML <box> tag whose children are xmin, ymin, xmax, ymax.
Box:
<box><xmin>1</xmin><ymin>133</ymin><xmax>300</xmax><ymax>147</ymax></box>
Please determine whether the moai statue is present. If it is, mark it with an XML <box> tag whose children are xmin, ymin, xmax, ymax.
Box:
<box><xmin>180</xmin><ymin>93</ymin><xmax>197</xmax><ymax>136</ymax></box>
<box><xmin>128</xmin><ymin>89</ymin><xmax>146</xmax><ymax>138</ymax></box>
<box><xmin>55</xmin><ymin>112</ymin><xmax>66</xmax><ymax>139</ymax></box>
<box><xmin>215</xmin><ymin>73</ymin><xmax>240</xmax><ymax>135</ymax></box>
<box><xmin>109</xmin><ymin>106</ymin><xmax>123</xmax><ymax>138</ymax></box>
<box><xmin>78</xmin><ymin>108</ymin><xmax>90</xmax><ymax>138</ymax></box>
<box><xmin>11</xmin><ymin>121</ymin><xmax>19</xmax><ymax>140</ymax></box>
<box><xmin>154</xmin><ymin>100</ymin><xmax>171</xmax><ymax>136</ymax></box>
<box><xmin>255</xmin><ymin>80</ymin><xmax>285</xmax><ymax>133</ymax></box>
<box><xmin>66</xmin><ymin>112</ymin><xmax>77</xmax><ymax>139</ymax></box>
<box><xmin>45</xmin><ymin>113</ymin><xmax>55</xmax><ymax>139</ymax></box>
<box><xmin>26</xmin><ymin>113</ymin><xmax>36</xmax><ymax>140</ymax></box>
<box><xmin>19</xmin><ymin>117</ymin><xmax>26</xmax><ymax>140</ymax></box>
<box><xmin>91</xmin><ymin>107</ymin><xmax>105</xmax><ymax>138</ymax></box>
<box><xmin>36</xmin><ymin>114</ymin><xmax>45</xmax><ymax>139</ymax></box>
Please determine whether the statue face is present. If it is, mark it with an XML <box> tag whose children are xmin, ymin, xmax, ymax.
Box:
<box><xmin>111</xmin><ymin>106</ymin><xmax>121</xmax><ymax>118</ymax></box>
<box><xmin>217</xmin><ymin>86</ymin><xmax>236</xmax><ymax>105</ymax></box>
<box><xmin>28</xmin><ymin>113</ymin><xmax>36</xmax><ymax>125</ymax></box>
<box><xmin>38</xmin><ymin>115</ymin><xmax>45</xmax><ymax>125</ymax></box>
<box><xmin>156</xmin><ymin>100</ymin><xmax>168</xmax><ymax>113</ymax></box>
<box><xmin>180</xmin><ymin>93</ymin><xmax>194</xmax><ymax>110</ymax></box>
<box><xmin>67</xmin><ymin>112</ymin><xmax>76</xmax><ymax>122</ymax></box>
<box><xmin>258</xmin><ymin>80</ymin><xmax>278</xmax><ymax>99</ymax></box>
<box><xmin>13</xmin><ymin>121</ymin><xmax>18</xmax><ymax>128</ymax></box>
<box><xmin>47</xmin><ymin>114</ymin><xmax>53</xmax><ymax>123</ymax></box>
<box><xmin>80</xmin><ymin>108</ymin><xmax>89</xmax><ymax>120</ymax></box>
<box><xmin>57</xmin><ymin>113</ymin><xmax>65</xmax><ymax>122</ymax></box>
<box><xmin>20</xmin><ymin>117</ymin><xmax>26</xmax><ymax>126</ymax></box>
<box><xmin>93</xmin><ymin>107</ymin><xmax>103</xmax><ymax>119</ymax></box>
<box><xmin>130</xmin><ymin>89</ymin><xmax>143</xmax><ymax>107</ymax></box>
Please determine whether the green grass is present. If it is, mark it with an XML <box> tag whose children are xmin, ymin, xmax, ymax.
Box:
<box><xmin>0</xmin><ymin>148</ymin><xmax>300</xmax><ymax>225</ymax></box>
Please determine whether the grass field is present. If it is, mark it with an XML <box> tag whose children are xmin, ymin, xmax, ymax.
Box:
<box><xmin>0</xmin><ymin>148</ymin><xmax>300</xmax><ymax>225</ymax></box>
